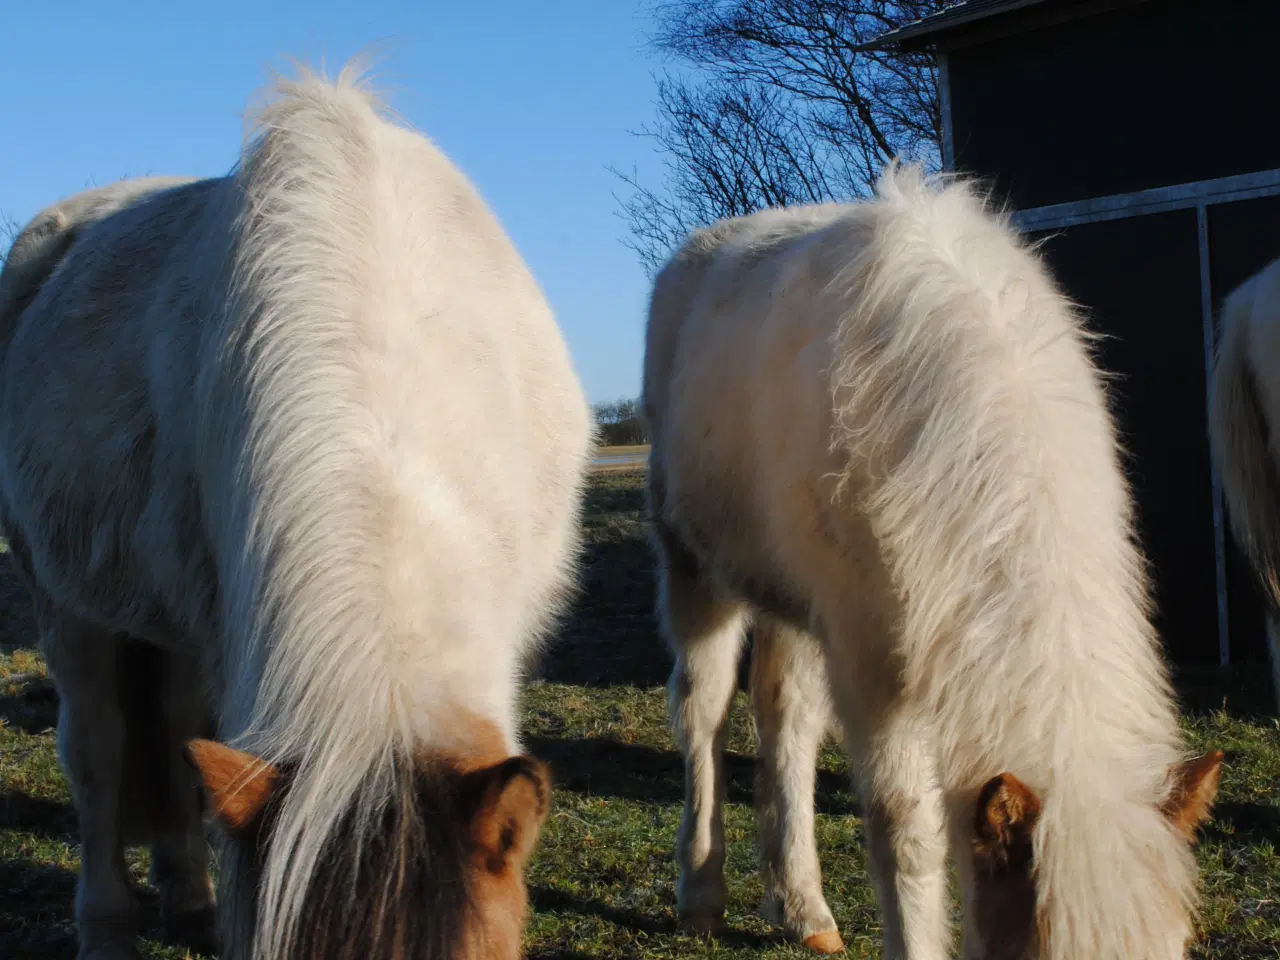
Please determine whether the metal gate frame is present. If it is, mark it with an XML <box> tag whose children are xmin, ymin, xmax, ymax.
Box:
<box><xmin>998</xmin><ymin>168</ymin><xmax>1280</xmax><ymax>665</ymax></box>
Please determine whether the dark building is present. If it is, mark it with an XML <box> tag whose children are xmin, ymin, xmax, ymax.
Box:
<box><xmin>864</xmin><ymin>0</ymin><xmax>1280</xmax><ymax>668</ymax></box>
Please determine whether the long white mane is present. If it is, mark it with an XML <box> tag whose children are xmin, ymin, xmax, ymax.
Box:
<box><xmin>829</xmin><ymin>167</ymin><xmax>1196</xmax><ymax>957</ymax></box>
<box><xmin>203</xmin><ymin>65</ymin><xmax>590</xmax><ymax>957</ymax></box>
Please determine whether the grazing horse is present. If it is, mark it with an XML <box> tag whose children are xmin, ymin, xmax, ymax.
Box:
<box><xmin>1209</xmin><ymin>253</ymin><xmax>1280</xmax><ymax>712</ymax></box>
<box><xmin>0</xmin><ymin>64</ymin><xmax>592</xmax><ymax>960</ymax></box>
<box><xmin>642</xmin><ymin>164</ymin><xmax>1223</xmax><ymax>960</ymax></box>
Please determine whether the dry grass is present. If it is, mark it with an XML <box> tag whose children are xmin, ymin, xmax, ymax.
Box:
<box><xmin>0</xmin><ymin>473</ymin><xmax>1277</xmax><ymax>958</ymax></box>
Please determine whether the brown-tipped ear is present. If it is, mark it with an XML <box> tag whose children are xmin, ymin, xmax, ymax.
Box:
<box><xmin>973</xmin><ymin>773</ymin><xmax>1042</xmax><ymax>871</ymax></box>
<box><xmin>185</xmin><ymin>738</ymin><xmax>281</xmax><ymax>833</ymax></box>
<box><xmin>463</xmin><ymin>755</ymin><xmax>551</xmax><ymax>873</ymax></box>
<box><xmin>1161</xmin><ymin>750</ymin><xmax>1223</xmax><ymax>840</ymax></box>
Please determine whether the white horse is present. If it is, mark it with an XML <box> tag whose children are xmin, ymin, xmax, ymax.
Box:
<box><xmin>0</xmin><ymin>63</ymin><xmax>592</xmax><ymax>960</ymax></box>
<box><xmin>643</xmin><ymin>164</ymin><xmax>1223</xmax><ymax>960</ymax></box>
<box><xmin>1209</xmin><ymin>253</ymin><xmax>1280</xmax><ymax>712</ymax></box>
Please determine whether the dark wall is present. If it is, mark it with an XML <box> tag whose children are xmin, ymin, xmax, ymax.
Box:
<box><xmin>948</xmin><ymin>0</ymin><xmax>1280</xmax><ymax>211</ymax></box>
<box><xmin>1030</xmin><ymin>210</ymin><xmax>1219</xmax><ymax>666</ymax></box>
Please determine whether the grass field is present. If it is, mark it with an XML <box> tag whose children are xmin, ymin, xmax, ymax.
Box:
<box><xmin>2</xmin><ymin>472</ymin><xmax>1278</xmax><ymax>958</ymax></box>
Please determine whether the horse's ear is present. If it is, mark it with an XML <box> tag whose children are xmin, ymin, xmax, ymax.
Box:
<box><xmin>973</xmin><ymin>772</ymin><xmax>1041</xmax><ymax>870</ymax></box>
<box><xmin>1161</xmin><ymin>750</ymin><xmax>1223</xmax><ymax>840</ymax></box>
<box><xmin>185</xmin><ymin>738</ymin><xmax>281</xmax><ymax>833</ymax></box>
<box><xmin>462</xmin><ymin>755</ymin><xmax>551</xmax><ymax>873</ymax></box>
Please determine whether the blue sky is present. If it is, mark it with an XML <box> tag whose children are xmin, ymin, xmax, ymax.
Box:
<box><xmin>0</xmin><ymin>2</ymin><xmax>671</xmax><ymax>404</ymax></box>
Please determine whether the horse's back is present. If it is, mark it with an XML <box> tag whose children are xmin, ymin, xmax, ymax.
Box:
<box><xmin>0</xmin><ymin>177</ymin><xmax>202</xmax><ymax>347</ymax></box>
<box><xmin>644</xmin><ymin>203</ymin><xmax>849</xmax><ymax>435</ymax></box>
<box><xmin>0</xmin><ymin>76</ymin><xmax>590</xmax><ymax>661</ymax></box>
<box><xmin>373</xmin><ymin>119</ymin><xmax>591</xmax><ymax>502</ymax></box>
<box><xmin>643</xmin><ymin>203</ymin><xmax>871</xmax><ymax>614</ymax></box>
<box><xmin>357</xmin><ymin>109</ymin><xmax>592</xmax><ymax>630</ymax></box>
<box><xmin>0</xmin><ymin>176</ymin><xmax>229</xmax><ymax>640</ymax></box>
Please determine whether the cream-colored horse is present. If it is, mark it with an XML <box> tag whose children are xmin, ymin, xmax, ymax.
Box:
<box><xmin>643</xmin><ymin>165</ymin><xmax>1221</xmax><ymax>960</ymax></box>
<box><xmin>1209</xmin><ymin>252</ymin><xmax>1280</xmax><ymax>712</ymax></box>
<box><xmin>0</xmin><ymin>63</ymin><xmax>592</xmax><ymax>960</ymax></box>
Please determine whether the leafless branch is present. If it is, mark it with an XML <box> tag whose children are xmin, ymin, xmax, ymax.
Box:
<box><xmin>616</xmin><ymin>0</ymin><xmax>946</xmax><ymax>273</ymax></box>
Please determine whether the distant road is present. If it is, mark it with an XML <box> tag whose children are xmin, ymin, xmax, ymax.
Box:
<box><xmin>591</xmin><ymin>445</ymin><xmax>649</xmax><ymax>473</ymax></box>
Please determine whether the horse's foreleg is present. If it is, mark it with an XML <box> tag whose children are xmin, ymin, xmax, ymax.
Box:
<box><xmin>749</xmin><ymin>616</ymin><xmax>843</xmax><ymax>953</ymax></box>
<box><xmin>824</xmin><ymin>625</ymin><xmax>949</xmax><ymax>960</ymax></box>
<box><xmin>142</xmin><ymin>647</ymin><xmax>217</xmax><ymax>956</ymax></box>
<box><xmin>655</xmin><ymin>525</ymin><xmax>747</xmax><ymax>936</ymax></box>
<box><xmin>851</xmin><ymin>713</ymin><xmax>949</xmax><ymax>960</ymax></box>
<box><xmin>41</xmin><ymin>618</ymin><xmax>142</xmax><ymax>960</ymax></box>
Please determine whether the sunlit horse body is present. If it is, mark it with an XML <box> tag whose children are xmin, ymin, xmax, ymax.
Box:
<box><xmin>643</xmin><ymin>165</ymin><xmax>1222</xmax><ymax>960</ymax></box>
<box><xmin>1209</xmin><ymin>253</ymin><xmax>1280</xmax><ymax>712</ymax></box>
<box><xmin>0</xmin><ymin>64</ymin><xmax>592</xmax><ymax>960</ymax></box>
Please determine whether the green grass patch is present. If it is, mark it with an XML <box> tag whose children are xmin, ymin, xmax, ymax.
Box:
<box><xmin>1</xmin><ymin>473</ymin><xmax>1277</xmax><ymax>957</ymax></box>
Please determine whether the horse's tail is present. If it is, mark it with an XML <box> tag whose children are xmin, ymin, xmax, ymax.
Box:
<box><xmin>1208</xmin><ymin>260</ymin><xmax>1280</xmax><ymax>702</ymax></box>
<box><xmin>0</xmin><ymin>208</ymin><xmax>80</xmax><ymax>346</ymax></box>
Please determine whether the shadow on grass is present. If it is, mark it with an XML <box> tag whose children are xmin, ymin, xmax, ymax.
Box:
<box><xmin>539</xmin><ymin>535</ymin><xmax>666</xmax><ymax>690</ymax></box>
<box><xmin>530</xmin><ymin>885</ymin><xmax>776</xmax><ymax>949</ymax></box>
<box><xmin>0</xmin><ymin>790</ymin><xmax>76</xmax><ymax>841</ymax></box>
<box><xmin>1205</xmin><ymin>800</ymin><xmax>1280</xmax><ymax>847</ymax></box>
<box><xmin>0</xmin><ymin>855</ymin><xmax>207</xmax><ymax>960</ymax></box>
<box><xmin>0</xmin><ymin>550</ymin><xmax>37</xmax><ymax>658</ymax></box>
<box><xmin>0</xmin><ymin>857</ymin><xmax>78</xmax><ymax>960</ymax></box>
<box><xmin>526</xmin><ymin>735</ymin><xmax>859</xmax><ymax>816</ymax></box>
<box><xmin>0</xmin><ymin>678</ymin><xmax>58</xmax><ymax>735</ymax></box>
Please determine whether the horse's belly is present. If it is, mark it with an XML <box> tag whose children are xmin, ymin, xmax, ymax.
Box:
<box><xmin>0</xmin><ymin>440</ymin><xmax>215</xmax><ymax>649</ymax></box>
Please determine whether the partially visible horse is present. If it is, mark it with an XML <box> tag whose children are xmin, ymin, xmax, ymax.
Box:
<box><xmin>642</xmin><ymin>164</ymin><xmax>1222</xmax><ymax>960</ymax></box>
<box><xmin>0</xmin><ymin>63</ymin><xmax>592</xmax><ymax>960</ymax></box>
<box><xmin>1209</xmin><ymin>253</ymin><xmax>1280</xmax><ymax>713</ymax></box>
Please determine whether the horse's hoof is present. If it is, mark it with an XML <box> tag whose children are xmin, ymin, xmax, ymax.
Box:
<box><xmin>801</xmin><ymin>929</ymin><xmax>847</xmax><ymax>954</ymax></box>
<box><xmin>678</xmin><ymin>911</ymin><xmax>726</xmax><ymax>937</ymax></box>
<box><xmin>163</xmin><ymin>905</ymin><xmax>219</xmax><ymax>956</ymax></box>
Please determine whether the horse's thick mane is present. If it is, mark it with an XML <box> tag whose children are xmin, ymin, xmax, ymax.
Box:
<box><xmin>206</xmin><ymin>63</ymin><xmax>505</xmax><ymax>958</ymax></box>
<box><xmin>827</xmin><ymin>165</ymin><xmax>1197</xmax><ymax>958</ymax></box>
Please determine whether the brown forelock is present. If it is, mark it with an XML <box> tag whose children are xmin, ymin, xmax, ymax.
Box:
<box><xmin>972</xmin><ymin>775</ymin><xmax>1041</xmax><ymax>960</ymax></box>
<box><xmin>214</xmin><ymin>718</ymin><xmax>540</xmax><ymax>960</ymax></box>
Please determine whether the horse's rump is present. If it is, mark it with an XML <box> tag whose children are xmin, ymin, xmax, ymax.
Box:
<box><xmin>1210</xmin><ymin>256</ymin><xmax>1280</xmax><ymax>615</ymax></box>
<box><xmin>1208</xmin><ymin>254</ymin><xmax>1280</xmax><ymax>710</ymax></box>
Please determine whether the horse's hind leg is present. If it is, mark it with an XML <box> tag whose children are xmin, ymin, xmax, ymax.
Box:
<box><xmin>750</xmin><ymin>616</ymin><xmax>844</xmax><ymax>953</ymax></box>
<box><xmin>654</xmin><ymin>519</ymin><xmax>748</xmax><ymax>935</ymax></box>
<box><xmin>39</xmin><ymin>615</ymin><xmax>142</xmax><ymax>960</ymax></box>
<box><xmin>117</xmin><ymin>642</ymin><xmax>217</xmax><ymax>955</ymax></box>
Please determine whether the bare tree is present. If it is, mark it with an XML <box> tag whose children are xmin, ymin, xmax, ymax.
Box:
<box><xmin>593</xmin><ymin>397</ymin><xmax>649</xmax><ymax>445</ymax></box>
<box><xmin>594</xmin><ymin>397</ymin><xmax>643</xmax><ymax>424</ymax></box>
<box><xmin>1</xmin><ymin>210</ymin><xmax>19</xmax><ymax>250</ymax></box>
<box><xmin>614</xmin><ymin>0</ymin><xmax>947</xmax><ymax>273</ymax></box>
